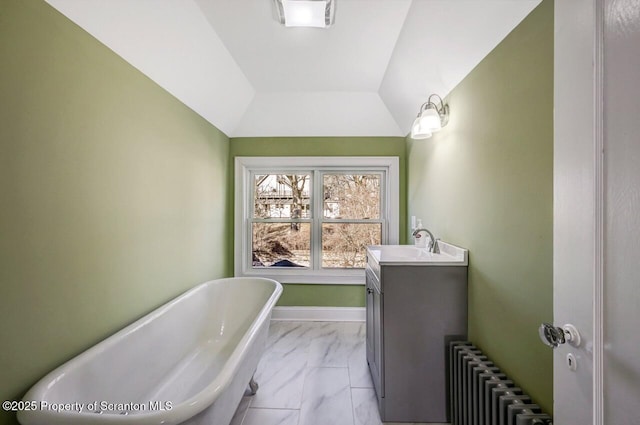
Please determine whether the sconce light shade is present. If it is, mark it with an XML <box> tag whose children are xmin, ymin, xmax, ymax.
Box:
<box><xmin>273</xmin><ymin>0</ymin><xmax>335</xmax><ymax>28</ymax></box>
<box><xmin>420</xmin><ymin>108</ymin><xmax>442</xmax><ymax>132</ymax></box>
<box><xmin>410</xmin><ymin>94</ymin><xmax>449</xmax><ymax>139</ymax></box>
<box><xmin>410</xmin><ymin>117</ymin><xmax>432</xmax><ymax>139</ymax></box>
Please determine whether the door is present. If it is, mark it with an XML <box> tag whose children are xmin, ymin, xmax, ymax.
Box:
<box><xmin>554</xmin><ymin>2</ymin><xmax>597</xmax><ymax>423</ymax></box>
<box><xmin>372</xmin><ymin>282</ymin><xmax>383</xmax><ymax>397</ymax></box>
<box><xmin>365</xmin><ymin>266</ymin><xmax>383</xmax><ymax>399</ymax></box>
<box><xmin>554</xmin><ymin>1</ymin><xmax>640</xmax><ymax>423</ymax></box>
<box><xmin>602</xmin><ymin>0</ymin><xmax>640</xmax><ymax>422</ymax></box>
<box><xmin>366</xmin><ymin>269</ymin><xmax>375</xmax><ymax>367</ymax></box>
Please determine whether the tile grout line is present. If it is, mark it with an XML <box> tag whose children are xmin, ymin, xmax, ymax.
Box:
<box><xmin>347</xmin><ymin>373</ymin><xmax>357</xmax><ymax>425</ymax></box>
<box><xmin>245</xmin><ymin>406</ymin><xmax>300</xmax><ymax>411</ymax></box>
<box><xmin>295</xmin><ymin>351</ymin><xmax>312</xmax><ymax>425</ymax></box>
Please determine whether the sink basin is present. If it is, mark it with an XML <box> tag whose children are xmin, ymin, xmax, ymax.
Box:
<box><xmin>367</xmin><ymin>242</ymin><xmax>468</xmax><ymax>266</ymax></box>
<box><xmin>375</xmin><ymin>246</ymin><xmax>432</xmax><ymax>258</ymax></box>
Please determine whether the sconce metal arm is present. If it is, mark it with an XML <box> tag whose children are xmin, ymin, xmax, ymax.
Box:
<box><xmin>415</xmin><ymin>94</ymin><xmax>449</xmax><ymax>127</ymax></box>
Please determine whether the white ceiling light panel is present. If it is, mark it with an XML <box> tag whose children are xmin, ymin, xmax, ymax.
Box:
<box><xmin>275</xmin><ymin>0</ymin><xmax>334</xmax><ymax>28</ymax></box>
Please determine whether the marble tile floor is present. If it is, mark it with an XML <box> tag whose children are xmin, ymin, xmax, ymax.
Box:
<box><xmin>229</xmin><ymin>321</ymin><xmax>433</xmax><ymax>425</ymax></box>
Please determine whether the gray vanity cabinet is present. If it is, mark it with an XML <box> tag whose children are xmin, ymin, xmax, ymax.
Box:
<box><xmin>365</xmin><ymin>265</ymin><xmax>383</xmax><ymax>395</ymax></box>
<box><xmin>365</xmin><ymin>253</ymin><xmax>468</xmax><ymax>423</ymax></box>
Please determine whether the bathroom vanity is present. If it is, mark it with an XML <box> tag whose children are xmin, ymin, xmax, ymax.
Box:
<box><xmin>365</xmin><ymin>242</ymin><xmax>468</xmax><ymax>423</ymax></box>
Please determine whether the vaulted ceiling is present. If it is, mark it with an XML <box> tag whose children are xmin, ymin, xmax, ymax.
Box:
<box><xmin>45</xmin><ymin>0</ymin><xmax>541</xmax><ymax>137</ymax></box>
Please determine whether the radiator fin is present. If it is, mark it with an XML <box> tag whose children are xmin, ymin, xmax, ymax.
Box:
<box><xmin>449</xmin><ymin>341</ymin><xmax>553</xmax><ymax>425</ymax></box>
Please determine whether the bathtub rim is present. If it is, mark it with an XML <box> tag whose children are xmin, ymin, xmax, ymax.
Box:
<box><xmin>18</xmin><ymin>277</ymin><xmax>283</xmax><ymax>425</ymax></box>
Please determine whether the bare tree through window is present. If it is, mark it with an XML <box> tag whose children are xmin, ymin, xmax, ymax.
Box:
<box><xmin>253</xmin><ymin>174</ymin><xmax>310</xmax><ymax>267</ymax></box>
<box><xmin>252</xmin><ymin>173</ymin><xmax>382</xmax><ymax>269</ymax></box>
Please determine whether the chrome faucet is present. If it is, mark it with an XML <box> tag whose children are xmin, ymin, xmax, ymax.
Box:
<box><xmin>412</xmin><ymin>228</ymin><xmax>438</xmax><ymax>252</ymax></box>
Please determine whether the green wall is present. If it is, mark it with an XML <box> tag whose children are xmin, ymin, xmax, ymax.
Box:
<box><xmin>0</xmin><ymin>2</ymin><xmax>230</xmax><ymax>424</ymax></box>
<box><xmin>406</xmin><ymin>1</ymin><xmax>553</xmax><ymax>413</ymax></box>
<box><xmin>230</xmin><ymin>137</ymin><xmax>407</xmax><ymax>307</ymax></box>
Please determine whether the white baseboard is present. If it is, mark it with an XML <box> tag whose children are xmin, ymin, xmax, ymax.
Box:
<box><xmin>271</xmin><ymin>306</ymin><xmax>365</xmax><ymax>322</ymax></box>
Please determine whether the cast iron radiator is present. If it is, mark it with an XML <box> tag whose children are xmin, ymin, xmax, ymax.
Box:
<box><xmin>449</xmin><ymin>341</ymin><xmax>553</xmax><ymax>425</ymax></box>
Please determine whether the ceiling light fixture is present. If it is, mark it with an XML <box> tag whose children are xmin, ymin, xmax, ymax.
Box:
<box><xmin>410</xmin><ymin>94</ymin><xmax>450</xmax><ymax>139</ymax></box>
<box><xmin>273</xmin><ymin>0</ymin><xmax>335</xmax><ymax>28</ymax></box>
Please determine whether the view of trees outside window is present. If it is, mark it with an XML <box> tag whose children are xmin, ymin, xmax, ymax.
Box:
<box><xmin>252</xmin><ymin>173</ymin><xmax>382</xmax><ymax>268</ymax></box>
<box><xmin>322</xmin><ymin>174</ymin><xmax>381</xmax><ymax>267</ymax></box>
<box><xmin>252</xmin><ymin>174</ymin><xmax>311</xmax><ymax>267</ymax></box>
<box><xmin>254</xmin><ymin>174</ymin><xmax>310</xmax><ymax>219</ymax></box>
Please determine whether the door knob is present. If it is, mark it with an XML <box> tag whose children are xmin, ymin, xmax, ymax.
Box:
<box><xmin>538</xmin><ymin>323</ymin><xmax>581</xmax><ymax>348</ymax></box>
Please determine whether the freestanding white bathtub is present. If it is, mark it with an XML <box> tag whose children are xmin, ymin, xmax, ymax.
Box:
<box><xmin>17</xmin><ymin>277</ymin><xmax>282</xmax><ymax>425</ymax></box>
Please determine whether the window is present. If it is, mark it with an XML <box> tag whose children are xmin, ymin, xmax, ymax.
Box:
<box><xmin>235</xmin><ymin>157</ymin><xmax>399</xmax><ymax>284</ymax></box>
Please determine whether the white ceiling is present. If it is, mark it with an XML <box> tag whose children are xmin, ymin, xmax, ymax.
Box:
<box><xmin>45</xmin><ymin>0</ymin><xmax>541</xmax><ymax>138</ymax></box>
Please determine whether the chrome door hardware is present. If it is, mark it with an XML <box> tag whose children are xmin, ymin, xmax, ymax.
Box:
<box><xmin>538</xmin><ymin>323</ymin><xmax>581</xmax><ymax>348</ymax></box>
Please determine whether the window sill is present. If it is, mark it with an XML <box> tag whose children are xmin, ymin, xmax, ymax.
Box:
<box><xmin>236</xmin><ymin>270</ymin><xmax>365</xmax><ymax>285</ymax></box>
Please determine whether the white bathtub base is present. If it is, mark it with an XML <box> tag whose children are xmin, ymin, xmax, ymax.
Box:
<box><xmin>181</xmin><ymin>317</ymin><xmax>270</xmax><ymax>425</ymax></box>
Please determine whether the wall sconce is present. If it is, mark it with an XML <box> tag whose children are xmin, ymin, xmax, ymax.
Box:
<box><xmin>410</xmin><ymin>94</ymin><xmax>449</xmax><ymax>139</ymax></box>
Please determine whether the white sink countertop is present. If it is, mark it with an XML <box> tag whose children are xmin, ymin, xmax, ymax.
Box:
<box><xmin>366</xmin><ymin>241</ymin><xmax>468</xmax><ymax>266</ymax></box>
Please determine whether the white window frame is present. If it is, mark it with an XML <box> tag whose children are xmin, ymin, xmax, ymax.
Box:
<box><xmin>235</xmin><ymin>156</ymin><xmax>399</xmax><ymax>284</ymax></box>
